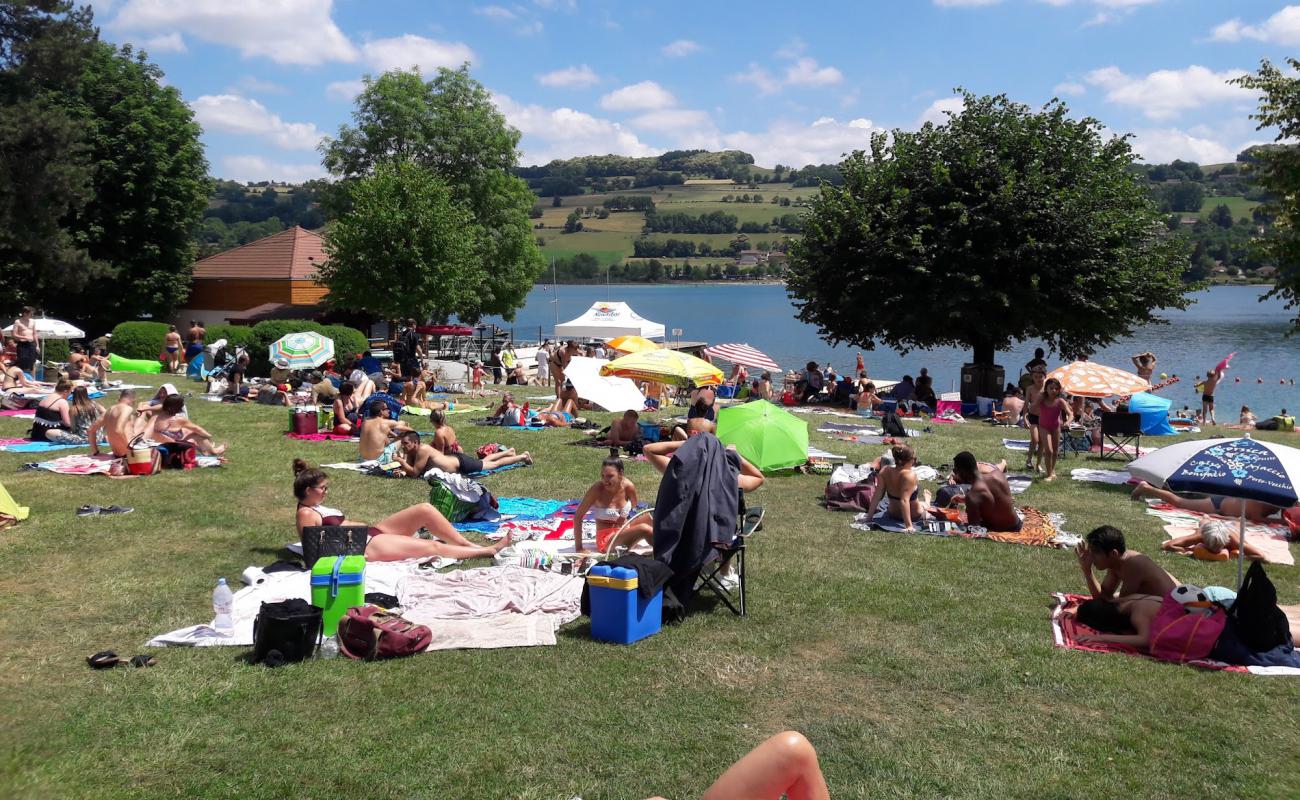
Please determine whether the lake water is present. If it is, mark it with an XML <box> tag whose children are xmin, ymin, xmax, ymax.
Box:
<box><xmin>484</xmin><ymin>283</ymin><xmax>1300</xmax><ymax>416</ymax></box>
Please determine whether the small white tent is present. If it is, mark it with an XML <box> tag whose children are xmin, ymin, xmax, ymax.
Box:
<box><xmin>554</xmin><ymin>302</ymin><xmax>665</xmax><ymax>340</ymax></box>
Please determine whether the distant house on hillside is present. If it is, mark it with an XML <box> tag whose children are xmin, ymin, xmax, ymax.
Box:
<box><xmin>173</xmin><ymin>226</ymin><xmax>329</xmax><ymax>325</ymax></box>
<box><xmin>1255</xmin><ymin>265</ymin><xmax>1278</xmax><ymax>278</ymax></box>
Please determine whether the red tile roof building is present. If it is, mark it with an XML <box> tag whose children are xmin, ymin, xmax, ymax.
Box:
<box><xmin>176</xmin><ymin>226</ymin><xmax>330</xmax><ymax>324</ymax></box>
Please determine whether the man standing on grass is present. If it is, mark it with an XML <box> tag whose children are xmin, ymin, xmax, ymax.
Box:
<box><xmin>10</xmin><ymin>307</ymin><xmax>38</xmax><ymax>375</ymax></box>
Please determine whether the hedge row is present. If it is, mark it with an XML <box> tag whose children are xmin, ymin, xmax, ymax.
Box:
<box><xmin>108</xmin><ymin>320</ymin><xmax>369</xmax><ymax>376</ymax></box>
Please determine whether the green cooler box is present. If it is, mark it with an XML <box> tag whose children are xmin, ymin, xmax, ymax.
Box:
<box><xmin>310</xmin><ymin>555</ymin><xmax>366</xmax><ymax>636</ymax></box>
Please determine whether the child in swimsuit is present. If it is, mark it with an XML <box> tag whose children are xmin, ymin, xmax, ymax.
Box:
<box><xmin>1037</xmin><ymin>378</ymin><xmax>1072</xmax><ymax>482</ymax></box>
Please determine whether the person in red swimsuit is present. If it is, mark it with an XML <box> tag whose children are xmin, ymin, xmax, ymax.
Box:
<box><xmin>292</xmin><ymin>459</ymin><xmax>511</xmax><ymax>561</ymax></box>
<box><xmin>1036</xmin><ymin>378</ymin><xmax>1073</xmax><ymax>482</ymax></box>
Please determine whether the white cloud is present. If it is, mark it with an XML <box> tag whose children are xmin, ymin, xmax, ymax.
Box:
<box><xmin>109</xmin><ymin>0</ymin><xmax>357</xmax><ymax>66</ymax></box>
<box><xmin>661</xmin><ymin>39</ymin><xmax>701</xmax><ymax>58</ymax></box>
<box><xmin>360</xmin><ymin>35</ymin><xmax>474</xmax><ymax>73</ymax></box>
<box><xmin>916</xmin><ymin>96</ymin><xmax>964</xmax><ymax>126</ymax></box>
<box><xmin>733</xmin><ymin>49</ymin><xmax>843</xmax><ymax>95</ymax></box>
<box><xmin>784</xmin><ymin>57</ymin><xmax>843</xmax><ymax>88</ymax></box>
<box><xmin>627</xmin><ymin>108</ymin><xmax>716</xmax><ymax>134</ymax></box>
<box><xmin>139</xmin><ymin>32</ymin><xmax>186</xmax><ymax>53</ymax></box>
<box><xmin>537</xmin><ymin>64</ymin><xmax>600</xmax><ymax>88</ymax></box>
<box><xmin>1212</xmin><ymin>6</ymin><xmax>1300</xmax><ymax>45</ymax></box>
<box><xmin>326</xmin><ymin>80</ymin><xmax>365</xmax><ymax>101</ymax></box>
<box><xmin>1084</xmin><ymin>65</ymin><xmax>1251</xmax><ymax>120</ymax></box>
<box><xmin>733</xmin><ymin>64</ymin><xmax>782</xmax><ymax>96</ymax></box>
<box><xmin>475</xmin><ymin>4</ymin><xmax>517</xmax><ymax>20</ymax></box>
<box><xmin>475</xmin><ymin>4</ymin><xmax>544</xmax><ymax>35</ymax></box>
<box><xmin>533</xmin><ymin>0</ymin><xmax>577</xmax><ymax>10</ymax></box>
<box><xmin>236</xmin><ymin>76</ymin><xmax>288</xmax><ymax>95</ymax></box>
<box><xmin>718</xmin><ymin>117</ymin><xmax>883</xmax><ymax>168</ymax></box>
<box><xmin>1126</xmin><ymin>128</ymin><xmax>1247</xmax><ymax>165</ymax></box>
<box><xmin>1054</xmin><ymin>81</ymin><xmax>1087</xmax><ymax>96</ymax></box>
<box><xmin>220</xmin><ymin>155</ymin><xmax>328</xmax><ymax>184</ymax></box>
<box><xmin>599</xmin><ymin>81</ymin><xmax>676</xmax><ymax>111</ymax></box>
<box><xmin>493</xmin><ymin>93</ymin><xmax>656</xmax><ymax>164</ymax></box>
<box><xmin>191</xmin><ymin>94</ymin><xmax>324</xmax><ymax>150</ymax></box>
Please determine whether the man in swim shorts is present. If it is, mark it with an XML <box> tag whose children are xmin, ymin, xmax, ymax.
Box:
<box><xmin>1023</xmin><ymin>368</ymin><xmax>1046</xmax><ymax>471</ymax></box>
<box><xmin>1201</xmin><ymin>365</ymin><xmax>1224</xmax><ymax>426</ymax></box>
<box><xmin>951</xmin><ymin>451</ymin><xmax>1021</xmax><ymax>531</ymax></box>
<box><xmin>88</xmin><ymin>389</ymin><xmax>139</xmax><ymax>458</ymax></box>
<box><xmin>162</xmin><ymin>325</ymin><xmax>183</xmax><ymax>373</ymax></box>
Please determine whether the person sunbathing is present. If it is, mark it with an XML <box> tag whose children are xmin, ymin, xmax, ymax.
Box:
<box><xmin>358</xmin><ymin>403</ymin><xmax>413</xmax><ymax>461</ymax></box>
<box><xmin>1077</xmin><ymin>525</ymin><xmax>1176</xmax><ymax>601</ymax></box>
<box><xmin>144</xmin><ymin>394</ymin><xmax>227</xmax><ymax>455</ymax></box>
<box><xmin>950</xmin><ymin>451</ymin><xmax>1020</xmax><ymax>531</ymax></box>
<box><xmin>573</xmin><ymin>457</ymin><xmax>643</xmax><ymax>552</ymax></box>
<box><xmin>1</xmin><ymin>360</ymin><xmax>37</xmax><ymax>390</ymax></box>
<box><xmin>393</xmin><ymin>430</ymin><xmax>530</xmax><ymax>477</ymax></box>
<box><xmin>549</xmin><ymin>380</ymin><xmax>580</xmax><ymax>416</ymax></box>
<box><xmin>331</xmin><ymin>382</ymin><xmax>361</xmax><ymax>436</ymax></box>
<box><xmin>1130</xmin><ymin>481</ymin><xmax>1287</xmax><ymax>524</ymax></box>
<box><xmin>1162</xmin><ymin>518</ymin><xmax>1266</xmax><ymax>562</ymax></box>
<box><xmin>643</xmin><ymin>730</ymin><xmax>830</xmax><ymax>800</ymax></box>
<box><xmin>88</xmin><ymin>389</ymin><xmax>139</xmax><ymax>457</ymax></box>
<box><xmin>291</xmin><ymin>459</ymin><xmax>511</xmax><ymax>562</ymax></box>
<box><xmin>139</xmin><ymin>383</ymin><xmax>187</xmax><ymax>417</ymax></box>
<box><xmin>1074</xmin><ymin>594</ymin><xmax>1163</xmax><ymax>651</ymax></box>
<box><xmin>604</xmin><ymin>409</ymin><xmax>641</xmax><ymax>447</ymax></box>
<box><xmin>532</xmin><ymin>409</ymin><xmax>573</xmax><ymax>427</ymax></box>
<box><xmin>874</xmin><ymin>443</ymin><xmax>931</xmax><ymax>531</ymax></box>
<box><xmin>429</xmin><ymin>409</ymin><xmax>460</xmax><ymax>453</ymax></box>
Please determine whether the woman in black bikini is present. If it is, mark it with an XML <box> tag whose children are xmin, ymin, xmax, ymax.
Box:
<box><xmin>30</xmin><ymin>380</ymin><xmax>73</xmax><ymax>442</ymax></box>
<box><xmin>875</xmin><ymin>443</ymin><xmax>931</xmax><ymax>531</ymax></box>
<box><xmin>292</xmin><ymin>459</ymin><xmax>511</xmax><ymax>562</ymax></box>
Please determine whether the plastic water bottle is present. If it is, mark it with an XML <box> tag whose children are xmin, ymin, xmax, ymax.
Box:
<box><xmin>212</xmin><ymin>578</ymin><xmax>234</xmax><ymax>634</ymax></box>
<box><xmin>319</xmin><ymin>635</ymin><xmax>339</xmax><ymax>660</ymax></box>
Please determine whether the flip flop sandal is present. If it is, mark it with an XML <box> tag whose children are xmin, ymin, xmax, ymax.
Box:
<box><xmin>129</xmin><ymin>654</ymin><xmax>157</xmax><ymax>668</ymax></box>
<box><xmin>87</xmin><ymin>650</ymin><xmax>124</xmax><ymax>669</ymax></box>
<box><xmin>76</xmin><ymin>505</ymin><xmax>102</xmax><ymax>517</ymax></box>
<box><xmin>100</xmin><ymin>506</ymin><xmax>134</xmax><ymax>515</ymax></box>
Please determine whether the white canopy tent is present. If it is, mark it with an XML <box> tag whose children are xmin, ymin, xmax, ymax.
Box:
<box><xmin>554</xmin><ymin>302</ymin><xmax>665</xmax><ymax>341</ymax></box>
<box><xmin>564</xmin><ymin>356</ymin><xmax>646</xmax><ymax>413</ymax></box>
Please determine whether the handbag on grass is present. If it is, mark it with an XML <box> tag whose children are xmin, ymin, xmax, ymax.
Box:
<box><xmin>300</xmin><ymin>525</ymin><xmax>368</xmax><ymax>568</ymax></box>
<box><xmin>252</xmin><ymin>599</ymin><xmax>322</xmax><ymax>666</ymax></box>
<box><xmin>336</xmin><ymin>605</ymin><xmax>432</xmax><ymax>660</ymax></box>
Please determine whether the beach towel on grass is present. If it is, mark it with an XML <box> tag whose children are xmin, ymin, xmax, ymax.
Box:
<box><xmin>0</xmin><ymin>440</ymin><xmax>86</xmax><ymax>454</ymax></box>
<box><xmin>284</xmin><ymin>432</ymin><xmax>359</xmax><ymax>442</ymax></box>
<box><xmin>0</xmin><ymin>409</ymin><xmax>34</xmax><ymax>418</ymax></box>
<box><xmin>1071</xmin><ymin>468</ymin><xmax>1133</xmax><ymax>485</ymax></box>
<box><xmin>323</xmin><ymin>459</ymin><xmax>530</xmax><ymax>479</ymax></box>
<box><xmin>851</xmin><ymin>507</ymin><xmax>1066</xmax><ymax>547</ymax></box>
<box><xmin>1143</xmin><ymin>502</ymin><xmax>1295</xmax><ymax>566</ymax></box>
<box><xmin>23</xmin><ymin>453</ymin><xmax>223</xmax><ymax>475</ymax></box>
<box><xmin>1050</xmin><ymin>592</ymin><xmax>1300</xmax><ymax>676</ymax></box>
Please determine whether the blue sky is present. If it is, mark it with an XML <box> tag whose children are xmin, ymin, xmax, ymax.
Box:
<box><xmin>88</xmin><ymin>0</ymin><xmax>1294</xmax><ymax>182</ymax></box>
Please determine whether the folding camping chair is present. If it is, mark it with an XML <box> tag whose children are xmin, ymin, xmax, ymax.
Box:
<box><xmin>695</xmin><ymin>505</ymin><xmax>765</xmax><ymax>616</ymax></box>
<box><xmin>1100</xmin><ymin>412</ymin><xmax>1142</xmax><ymax>462</ymax></box>
<box><xmin>1062</xmin><ymin>424</ymin><xmax>1092</xmax><ymax>457</ymax></box>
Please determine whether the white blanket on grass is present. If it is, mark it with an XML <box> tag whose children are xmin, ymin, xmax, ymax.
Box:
<box><xmin>1071</xmin><ymin>468</ymin><xmax>1133</xmax><ymax>485</ymax></box>
<box><xmin>147</xmin><ymin>563</ymin><xmax>582</xmax><ymax>651</ymax></box>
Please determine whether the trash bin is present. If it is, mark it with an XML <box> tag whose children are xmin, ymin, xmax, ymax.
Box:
<box><xmin>960</xmin><ymin>363</ymin><xmax>1005</xmax><ymax>404</ymax></box>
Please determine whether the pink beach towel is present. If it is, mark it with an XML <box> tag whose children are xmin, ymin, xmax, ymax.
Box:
<box><xmin>284</xmin><ymin>432</ymin><xmax>360</xmax><ymax>442</ymax></box>
<box><xmin>0</xmin><ymin>409</ymin><xmax>34</xmax><ymax>418</ymax></box>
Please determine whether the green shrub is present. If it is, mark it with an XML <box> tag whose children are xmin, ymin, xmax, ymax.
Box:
<box><xmin>108</xmin><ymin>321</ymin><xmax>169</xmax><ymax>359</ymax></box>
<box><xmin>247</xmin><ymin>320</ymin><xmax>369</xmax><ymax>375</ymax></box>
<box><xmin>204</xmin><ymin>324</ymin><xmax>258</xmax><ymax>353</ymax></box>
<box><xmin>43</xmin><ymin>338</ymin><xmax>70</xmax><ymax>363</ymax></box>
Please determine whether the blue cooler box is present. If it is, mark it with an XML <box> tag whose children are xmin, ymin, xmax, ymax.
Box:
<box><xmin>638</xmin><ymin>421</ymin><xmax>661</xmax><ymax>443</ymax></box>
<box><xmin>588</xmin><ymin>565</ymin><xmax>661</xmax><ymax>644</ymax></box>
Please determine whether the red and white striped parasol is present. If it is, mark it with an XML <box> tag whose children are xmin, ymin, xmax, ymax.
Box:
<box><xmin>702</xmin><ymin>343</ymin><xmax>780</xmax><ymax>372</ymax></box>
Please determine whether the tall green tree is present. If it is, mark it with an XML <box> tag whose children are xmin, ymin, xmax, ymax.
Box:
<box><xmin>1233</xmin><ymin>60</ymin><xmax>1300</xmax><ymax>329</ymax></box>
<box><xmin>0</xmin><ymin>0</ymin><xmax>97</xmax><ymax>314</ymax></box>
<box><xmin>59</xmin><ymin>42</ymin><xmax>209</xmax><ymax>332</ymax></box>
<box><xmin>319</xmin><ymin>160</ymin><xmax>480</xmax><ymax>323</ymax></box>
<box><xmin>320</xmin><ymin>66</ymin><xmax>544</xmax><ymax>321</ymax></box>
<box><xmin>788</xmin><ymin>92</ymin><xmax>1192</xmax><ymax>365</ymax></box>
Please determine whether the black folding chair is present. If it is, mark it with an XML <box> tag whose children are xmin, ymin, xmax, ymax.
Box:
<box><xmin>1100</xmin><ymin>412</ymin><xmax>1142</xmax><ymax>462</ymax></box>
<box><xmin>696</xmin><ymin>505</ymin><xmax>764</xmax><ymax>616</ymax></box>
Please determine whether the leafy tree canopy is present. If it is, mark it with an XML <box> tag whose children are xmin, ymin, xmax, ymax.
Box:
<box><xmin>320</xmin><ymin>65</ymin><xmax>543</xmax><ymax>320</ymax></box>
<box><xmin>787</xmin><ymin>91</ymin><xmax>1193</xmax><ymax>364</ymax></box>
<box><xmin>1233</xmin><ymin>60</ymin><xmax>1300</xmax><ymax>329</ymax></box>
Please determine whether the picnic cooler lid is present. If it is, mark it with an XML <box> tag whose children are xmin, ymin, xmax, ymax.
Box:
<box><xmin>310</xmin><ymin>555</ymin><xmax>366</xmax><ymax>597</ymax></box>
<box><xmin>587</xmin><ymin>564</ymin><xmax>637</xmax><ymax>590</ymax></box>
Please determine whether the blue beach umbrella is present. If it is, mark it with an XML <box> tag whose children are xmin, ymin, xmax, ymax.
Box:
<box><xmin>1129</xmin><ymin>436</ymin><xmax>1300</xmax><ymax>587</ymax></box>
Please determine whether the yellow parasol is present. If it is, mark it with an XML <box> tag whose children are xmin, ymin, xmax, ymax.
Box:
<box><xmin>1046</xmin><ymin>361</ymin><xmax>1150</xmax><ymax>398</ymax></box>
<box><xmin>600</xmin><ymin>349</ymin><xmax>724</xmax><ymax>387</ymax></box>
<box><xmin>606</xmin><ymin>335</ymin><xmax>660</xmax><ymax>354</ymax></box>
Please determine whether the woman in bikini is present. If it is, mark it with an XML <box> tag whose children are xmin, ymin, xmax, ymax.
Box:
<box><xmin>573</xmin><ymin>457</ymin><xmax>646</xmax><ymax>552</ymax></box>
<box><xmin>332</xmin><ymin>382</ymin><xmax>360</xmax><ymax>436</ymax></box>
<box><xmin>292</xmin><ymin>459</ymin><xmax>511</xmax><ymax>562</ymax></box>
<box><xmin>875</xmin><ymin>443</ymin><xmax>931</xmax><ymax>531</ymax></box>
<box><xmin>1037</xmin><ymin>377</ymin><xmax>1072</xmax><ymax>481</ymax></box>
<box><xmin>1130</xmin><ymin>481</ymin><xmax>1287</xmax><ymax>524</ymax></box>
<box><xmin>30</xmin><ymin>380</ymin><xmax>73</xmax><ymax>442</ymax></box>
<box><xmin>429</xmin><ymin>409</ymin><xmax>460</xmax><ymax>453</ymax></box>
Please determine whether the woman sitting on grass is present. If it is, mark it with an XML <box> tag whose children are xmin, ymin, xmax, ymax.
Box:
<box><xmin>30</xmin><ymin>380</ymin><xmax>73</xmax><ymax>442</ymax></box>
<box><xmin>429</xmin><ymin>409</ymin><xmax>460</xmax><ymax>452</ymax></box>
<box><xmin>573</xmin><ymin>457</ymin><xmax>645</xmax><ymax>552</ymax></box>
<box><xmin>292</xmin><ymin>459</ymin><xmax>511</xmax><ymax>561</ymax></box>
<box><xmin>875</xmin><ymin>443</ymin><xmax>931</xmax><ymax>531</ymax></box>
<box><xmin>332</xmin><ymin>382</ymin><xmax>360</xmax><ymax>436</ymax></box>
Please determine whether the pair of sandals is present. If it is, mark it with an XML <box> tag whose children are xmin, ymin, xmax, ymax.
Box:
<box><xmin>76</xmin><ymin>505</ymin><xmax>133</xmax><ymax>517</ymax></box>
<box><xmin>87</xmin><ymin>651</ymin><xmax>157</xmax><ymax>669</ymax></box>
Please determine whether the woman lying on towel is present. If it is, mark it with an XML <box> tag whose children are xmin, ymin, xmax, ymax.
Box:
<box><xmin>1161</xmin><ymin>519</ymin><xmax>1267</xmax><ymax>562</ymax></box>
<box><xmin>874</xmin><ymin>444</ymin><xmax>932</xmax><ymax>531</ymax></box>
<box><xmin>292</xmin><ymin>459</ymin><xmax>512</xmax><ymax>561</ymax></box>
<box><xmin>1131</xmin><ymin>481</ymin><xmax>1288</xmax><ymax>524</ymax></box>
<box><xmin>1074</xmin><ymin>595</ymin><xmax>1164</xmax><ymax>651</ymax></box>
<box><xmin>573</xmin><ymin>457</ymin><xmax>647</xmax><ymax>552</ymax></box>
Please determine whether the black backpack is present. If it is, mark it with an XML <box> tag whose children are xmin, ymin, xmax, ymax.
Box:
<box><xmin>1227</xmin><ymin>560</ymin><xmax>1291</xmax><ymax>652</ymax></box>
<box><xmin>881</xmin><ymin>410</ymin><xmax>908</xmax><ymax>437</ymax></box>
<box><xmin>252</xmin><ymin>599</ymin><xmax>322</xmax><ymax>666</ymax></box>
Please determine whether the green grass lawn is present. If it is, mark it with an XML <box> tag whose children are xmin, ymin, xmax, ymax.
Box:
<box><xmin>1198</xmin><ymin>195</ymin><xmax>1261</xmax><ymax>222</ymax></box>
<box><xmin>2</xmin><ymin>375</ymin><xmax>1299</xmax><ymax>799</ymax></box>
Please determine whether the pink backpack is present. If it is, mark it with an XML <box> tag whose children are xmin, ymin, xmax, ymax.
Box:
<box><xmin>1149</xmin><ymin>594</ymin><xmax>1226</xmax><ymax>663</ymax></box>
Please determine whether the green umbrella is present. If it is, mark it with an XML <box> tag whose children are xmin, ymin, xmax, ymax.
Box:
<box><xmin>716</xmin><ymin>399</ymin><xmax>809</xmax><ymax>472</ymax></box>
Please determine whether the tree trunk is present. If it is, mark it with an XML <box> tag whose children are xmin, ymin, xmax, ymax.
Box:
<box><xmin>971</xmin><ymin>338</ymin><xmax>996</xmax><ymax>367</ymax></box>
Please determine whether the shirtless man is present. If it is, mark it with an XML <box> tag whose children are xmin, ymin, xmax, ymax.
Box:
<box><xmin>88</xmin><ymin>389</ymin><xmax>139</xmax><ymax>457</ymax></box>
<box><xmin>394</xmin><ymin>430</ymin><xmax>530</xmax><ymax>477</ymax></box>
<box><xmin>605</xmin><ymin>409</ymin><xmax>641</xmax><ymax>447</ymax></box>
<box><xmin>163</xmin><ymin>325</ymin><xmax>183</xmax><ymax>373</ymax></box>
<box><xmin>1023</xmin><ymin>368</ymin><xmax>1046</xmax><ymax>471</ymax></box>
<box><xmin>358</xmin><ymin>403</ymin><xmax>413</xmax><ymax>461</ymax></box>
<box><xmin>10</xmin><ymin>306</ymin><xmax>39</xmax><ymax>375</ymax></box>
<box><xmin>186</xmin><ymin>320</ymin><xmax>206</xmax><ymax>364</ymax></box>
<box><xmin>951</xmin><ymin>451</ymin><xmax>1021</xmax><ymax>531</ymax></box>
<box><xmin>145</xmin><ymin>394</ymin><xmax>227</xmax><ymax>455</ymax></box>
<box><xmin>1076</xmin><ymin>525</ymin><xmax>1177</xmax><ymax>601</ymax></box>
<box><xmin>65</xmin><ymin>345</ymin><xmax>89</xmax><ymax>380</ymax></box>
<box><xmin>1130</xmin><ymin>480</ymin><xmax>1287</xmax><ymax>524</ymax></box>
<box><xmin>1201</xmin><ymin>365</ymin><xmax>1225</xmax><ymax>425</ymax></box>
<box><xmin>998</xmin><ymin>386</ymin><xmax>1025</xmax><ymax>426</ymax></box>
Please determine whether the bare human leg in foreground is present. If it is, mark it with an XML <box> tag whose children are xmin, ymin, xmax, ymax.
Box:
<box><xmin>646</xmin><ymin>731</ymin><xmax>830</xmax><ymax>800</ymax></box>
